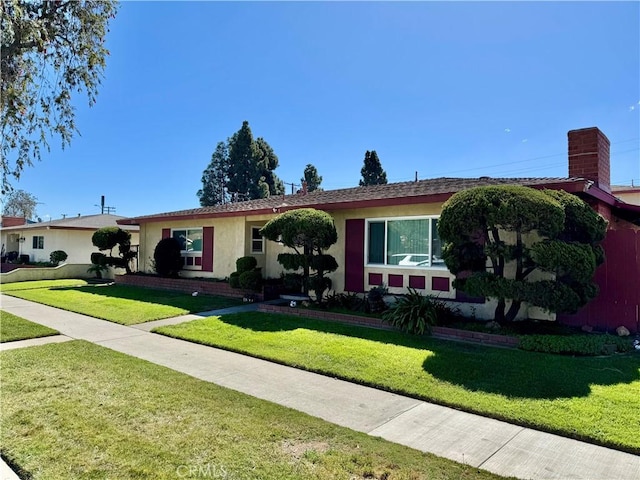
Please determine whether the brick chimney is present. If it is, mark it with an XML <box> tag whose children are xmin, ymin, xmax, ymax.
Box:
<box><xmin>568</xmin><ymin>127</ymin><xmax>610</xmax><ymax>192</ymax></box>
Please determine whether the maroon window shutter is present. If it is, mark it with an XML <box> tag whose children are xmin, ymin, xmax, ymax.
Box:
<box><xmin>162</xmin><ymin>228</ymin><xmax>171</xmax><ymax>239</ymax></box>
<box><xmin>202</xmin><ymin>226</ymin><xmax>214</xmax><ymax>272</ymax></box>
<box><xmin>345</xmin><ymin>219</ymin><xmax>365</xmax><ymax>292</ymax></box>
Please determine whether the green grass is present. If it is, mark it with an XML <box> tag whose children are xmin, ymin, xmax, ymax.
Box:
<box><xmin>0</xmin><ymin>311</ymin><xmax>59</xmax><ymax>343</ymax></box>
<box><xmin>1</xmin><ymin>280</ymin><xmax>243</xmax><ymax>325</ymax></box>
<box><xmin>155</xmin><ymin>312</ymin><xmax>640</xmax><ymax>453</ymax></box>
<box><xmin>0</xmin><ymin>279</ymin><xmax>90</xmax><ymax>292</ymax></box>
<box><xmin>0</xmin><ymin>341</ymin><xmax>507</xmax><ymax>480</ymax></box>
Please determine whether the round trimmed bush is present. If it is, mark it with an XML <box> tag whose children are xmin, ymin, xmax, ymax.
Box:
<box><xmin>229</xmin><ymin>271</ymin><xmax>241</xmax><ymax>289</ymax></box>
<box><xmin>153</xmin><ymin>237</ymin><xmax>183</xmax><ymax>277</ymax></box>
<box><xmin>239</xmin><ymin>269</ymin><xmax>262</xmax><ymax>291</ymax></box>
<box><xmin>50</xmin><ymin>250</ymin><xmax>68</xmax><ymax>265</ymax></box>
<box><xmin>236</xmin><ymin>256</ymin><xmax>257</xmax><ymax>274</ymax></box>
<box><xmin>90</xmin><ymin>252</ymin><xmax>108</xmax><ymax>266</ymax></box>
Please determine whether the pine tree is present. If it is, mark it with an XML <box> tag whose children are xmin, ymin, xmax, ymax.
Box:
<box><xmin>254</xmin><ymin>137</ymin><xmax>284</xmax><ymax>196</ymax></box>
<box><xmin>197</xmin><ymin>142</ymin><xmax>229</xmax><ymax>206</ymax></box>
<box><xmin>227</xmin><ymin>121</ymin><xmax>258</xmax><ymax>200</ymax></box>
<box><xmin>359</xmin><ymin>150</ymin><xmax>388</xmax><ymax>186</ymax></box>
<box><xmin>197</xmin><ymin>121</ymin><xmax>284</xmax><ymax>204</ymax></box>
<box><xmin>301</xmin><ymin>164</ymin><xmax>323</xmax><ymax>192</ymax></box>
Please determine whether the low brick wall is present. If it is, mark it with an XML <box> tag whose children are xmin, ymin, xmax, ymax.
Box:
<box><xmin>115</xmin><ymin>274</ymin><xmax>259</xmax><ymax>300</ymax></box>
<box><xmin>258</xmin><ymin>304</ymin><xmax>520</xmax><ymax>348</ymax></box>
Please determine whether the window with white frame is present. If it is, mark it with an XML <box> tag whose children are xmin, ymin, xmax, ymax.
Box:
<box><xmin>366</xmin><ymin>216</ymin><xmax>444</xmax><ymax>268</ymax></box>
<box><xmin>32</xmin><ymin>236</ymin><xmax>44</xmax><ymax>249</ymax></box>
<box><xmin>171</xmin><ymin>228</ymin><xmax>203</xmax><ymax>269</ymax></box>
<box><xmin>172</xmin><ymin>228</ymin><xmax>203</xmax><ymax>253</ymax></box>
<box><xmin>251</xmin><ymin>227</ymin><xmax>265</xmax><ymax>254</ymax></box>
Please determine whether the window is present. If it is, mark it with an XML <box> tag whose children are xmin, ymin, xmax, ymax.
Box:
<box><xmin>32</xmin><ymin>236</ymin><xmax>44</xmax><ymax>249</ymax></box>
<box><xmin>251</xmin><ymin>227</ymin><xmax>265</xmax><ymax>254</ymax></box>
<box><xmin>171</xmin><ymin>228</ymin><xmax>203</xmax><ymax>269</ymax></box>
<box><xmin>172</xmin><ymin>229</ymin><xmax>203</xmax><ymax>252</ymax></box>
<box><xmin>366</xmin><ymin>217</ymin><xmax>444</xmax><ymax>268</ymax></box>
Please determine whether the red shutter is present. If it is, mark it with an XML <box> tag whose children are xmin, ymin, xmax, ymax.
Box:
<box><xmin>162</xmin><ymin>228</ymin><xmax>171</xmax><ymax>239</ymax></box>
<box><xmin>202</xmin><ymin>226</ymin><xmax>214</xmax><ymax>272</ymax></box>
<box><xmin>345</xmin><ymin>219</ymin><xmax>365</xmax><ymax>292</ymax></box>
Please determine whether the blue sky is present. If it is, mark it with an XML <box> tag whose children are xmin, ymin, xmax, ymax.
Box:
<box><xmin>10</xmin><ymin>1</ymin><xmax>640</xmax><ymax>220</ymax></box>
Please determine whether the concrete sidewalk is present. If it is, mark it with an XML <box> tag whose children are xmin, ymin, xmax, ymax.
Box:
<box><xmin>1</xmin><ymin>293</ymin><xmax>639</xmax><ymax>480</ymax></box>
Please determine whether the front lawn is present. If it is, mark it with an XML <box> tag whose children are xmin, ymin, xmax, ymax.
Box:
<box><xmin>2</xmin><ymin>280</ymin><xmax>243</xmax><ymax>325</ymax></box>
<box><xmin>0</xmin><ymin>311</ymin><xmax>59</xmax><ymax>342</ymax></box>
<box><xmin>155</xmin><ymin>312</ymin><xmax>640</xmax><ymax>453</ymax></box>
<box><xmin>0</xmin><ymin>341</ymin><xmax>506</xmax><ymax>480</ymax></box>
<box><xmin>0</xmin><ymin>279</ymin><xmax>90</xmax><ymax>292</ymax></box>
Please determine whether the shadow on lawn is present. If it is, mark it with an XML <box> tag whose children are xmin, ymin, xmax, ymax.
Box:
<box><xmin>217</xmin><ymin>312</ymin><xmax>640</xmax><ymax>400</ymax></box>
<box><xmin>51</xmin><ymin>284</ymin><xmax>241</xmax><ymax>311</ymax></box>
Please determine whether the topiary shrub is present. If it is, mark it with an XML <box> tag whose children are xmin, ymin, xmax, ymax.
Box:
<box><xmin>153</xmin><ymin>237</ymin><xmax>183</xmax><ymax>277</ymax></box>
<box><xmin>439</xmin><ymin>185</ymin><xmax>607</xmax><ymax>322</ymax></box>
<box><xmin>90</xmin><ymin>252</ymin><xmax>108</xmax><ymax>266</ymax></box>
<box><xmin>229</xmin><ymin>271</ymin><xmax>241</xmax><ymax>289</ymax></box>
<box><xmin>260</xmin><ymin>208</ymin><xmax>338</xmax><ymax>303</ymax></box>
<box><xmin>230</xmin><ymin>256</ymin><xmax>262</xmax><ymax>292</ymax></box>
<box><xmin>92</xmin><ymin>227</ymin><xmax>135</xmax><ymax>274</ymax></box>
<box><xmin>239</xmin><ymin>269</ymin><xmax>262</xmax><ymax>291</ymax></box>
<box><xmin>236</xmin><ymin>256</ymin><xmax>257</xmax><ymax>274</ymax></box>
<box><xmin>382</xmin><ymin>288</ymin><xmax>438</xmax><ymax>335</ymax></box>
<box><xmin>50</xmin><ymin>250</ymin><xmax>68</xmax><ymax>265</ymax></box>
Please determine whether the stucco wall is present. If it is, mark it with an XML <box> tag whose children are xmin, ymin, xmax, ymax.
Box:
<box><xmin>139</xmin><ymin>217</ymin><xmax>245</xmax><ymax>278</ymax></box>
<box><xmin>614</xmin><ymin>190</ymin><xmax>640</xmax><ymax>206</ymax></box>
<box><xmin>0</xmin><ymin>263</ymin><xmax>116</xmax><ymax>283</ymax></box>
<box><xmin>2</xmin><ymin>228</ymin><xmax>139</xmax><ymax>265</ymax></box>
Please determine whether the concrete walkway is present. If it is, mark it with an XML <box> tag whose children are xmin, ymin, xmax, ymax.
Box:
<box><xmin>1</xmin><ymin>294</ymin><xmax>638</xmax><ymax>480</ymax></box>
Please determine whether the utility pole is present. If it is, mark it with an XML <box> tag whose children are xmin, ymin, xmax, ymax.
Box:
<box><xmin>283</xmin><ymin>181</ymin><xmax>300</xmax><ymax>195</ymax></box>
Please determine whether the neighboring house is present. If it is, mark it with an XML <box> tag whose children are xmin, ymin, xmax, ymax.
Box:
<box><xmin>612</xmin><ymin>185</ymin><xmax>640</xmax><ymax>206</ymax></box>
<box><xmin>1</xmin><ymin>214</ymin><xmax>140</xmax><ymax>265</ymax></box>
<box><xmin>118</xmin><ymin>127</ymin><xmax>640</xmax><ymax>333</ymax></box>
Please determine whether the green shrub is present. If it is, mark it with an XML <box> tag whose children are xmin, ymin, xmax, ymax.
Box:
<box><xmin>87</xmin><ymin>263</ymin><xmax>108</xmax><ymax>279</ymax></box>
<box><xmin>367</xmin><ymin>285</ymin><xmax>388</xmax><ymax>313</ymax></box>
<box><xmin>90</xmin><ymin>252</ymin><xmax>108</xmax><ymax>266</ymax></box>
<box><xmin>229</xmin><ymin>271</ymin><xmax>241</xmax><ymax>289</ymax></box>
<box><xmin>382</xmin><ymin>288</ymin><xmax>437</xmax><ymax>335</ymax></box>
<box><xmin>49</xmin><ymin>250</ymin><xmax>68</xmax><ymax>265</ymax></box>
<box><xmin>153</xmin><ymin>238</ymin><xmax>183</xmax><ymax>277</ymax></box>
<box><xmin>324</xmin><ymin>292</ymin><xmax>366</xmax><ymax>312</ymax></box>
<box><xmin>239</xmin><ymin>269</ymin><xmax>262</xmax><ymax>291</ymax></box>
<box><xmin>282</xmin><ymin>273</ymin><xmax>303</xmax><ymax>293</ymax></box>
<box><xmin>236</xmin><ymin>256</ymin><xmax>257</xmax><ymax>274</ymax></box>
<box><xmin>518</xmin><ymin>334</ymin><xmax>633</xmax><ymax>356</ymax></box>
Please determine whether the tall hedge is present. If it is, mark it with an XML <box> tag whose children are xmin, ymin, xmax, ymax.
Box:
<box><xmin>438</xmin><ymin>185</ymin><xmax>607</xmax><ymax>322</ymax></box>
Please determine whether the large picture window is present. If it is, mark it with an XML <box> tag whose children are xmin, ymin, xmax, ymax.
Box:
<box><xmin>171</xmin><ymin>228</ymin><xmax>203</xmax><ymax>269</ymax></box>
<box><xmin>366</xmin><ymin>217</ymin><xmax>444</xmax><ymax>268</ymax></box>
<box><xmin>172</xmin><ymin>229</ymin><xmax>203</xmax><ymax>253</ymax></box>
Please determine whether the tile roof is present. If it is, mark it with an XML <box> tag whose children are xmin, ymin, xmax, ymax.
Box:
<box><xmin>119</xmin><ymin>176</ymin><xmax>586</xmax><ymax>224</ymax></box>
<box><xmin>0</xmin><ymin>214</ymin><xmax>140</xmax><ymax>231</ymax></box>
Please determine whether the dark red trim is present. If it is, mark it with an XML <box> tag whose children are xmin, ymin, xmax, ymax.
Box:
<box><xmin>409</xmin><ymin>275</ymin><xmax>426</xmax><ymax>289</ymax></box>
<box><xmin>388</xmin><ymin>274</ymin><xmax>403</xmax><ymax>288</ymax></box>
<box><xmin>345</xmin><ymin>219</ymin><xmax>365</xmax><ymax>292</ymax></box>
<box><xmin>202</xmin><ymin>226</ymin><xmax>214</xmax><ymax>272</ymax></box>
<box><xmin>432</xmin><ymin>276</ymin><xmax>450</xmax><ymax>292</ymax></box>
<box><xmin>162</xmin><ymin>228</ymin><xmax>170</xmax><ymax>239</ymax></box>
<box><xmin>368</xmin><ymin>273</ymin><xmax>383</xmax><ymax>286</ymax></box>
